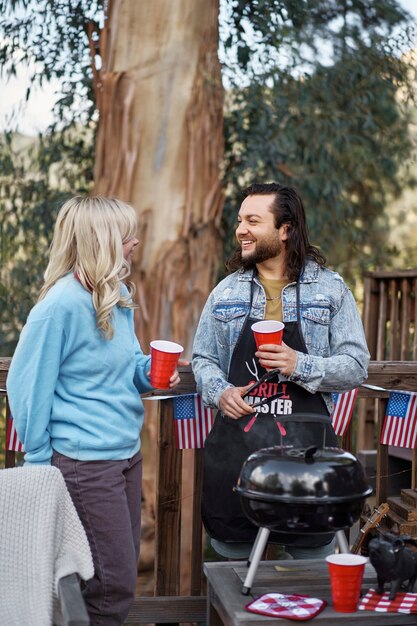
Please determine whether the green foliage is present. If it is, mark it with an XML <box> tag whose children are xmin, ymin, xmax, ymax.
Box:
<box><xmin>0</xmin><ymin>0</ymin><xmax>102</xmax><ymax>128</ymax></box>
<box><xmin>0</xmin><ymin>127</ymin><xmax>94</xmax><ymax>354</ymax></box>
<box><xmin>221</xmin><ymin>0</ymin><xmax>417</xmax><ymax>284</ymax></box>
<box><xmin>0</xmin><ymin>0</ymin><xmax>99</xmax><ymax>354</ymax></box>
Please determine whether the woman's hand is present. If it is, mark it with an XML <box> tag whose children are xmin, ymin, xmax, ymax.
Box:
<box><xmin>255</xmin><ymin>342</ymin><xmax>297</xmax><ymax>376</ymax></box>
<box><xmin>169</xmin><ymin>359</ymin><xmax>190</xmax><ymax>388</ymax></box>
<box><xmin>219</xmin><ymin>384</ymin><xmax>254</xmax><ymax>419</ymax></box>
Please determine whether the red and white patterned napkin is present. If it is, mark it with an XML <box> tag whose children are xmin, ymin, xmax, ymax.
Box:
<box><xmin>245</xmin><ymin>593</ymin><xmax>326</xmax><ymax>621</ymax></box>
<box><xmin>359</xmin><ymin>588</ymin><xmax>417</xmax><ymax>613</ymax></box>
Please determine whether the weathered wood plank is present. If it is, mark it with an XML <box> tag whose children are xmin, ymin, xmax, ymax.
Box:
<box><xmin>376</xmin><ymin>398</ymin><xmax>389</xmax><ymax>505</ymax></box>
<box><xmin>362</xmin><ymin>361</ymin><xmax>417</xmax><ymax>393</ymax></box>
<box><xmin>155</xmin><ymin>399</ymin><xmax>182</xmax><ymax>596</ymax></box>
<box><xmin>3</xmin><ymin>358</ymin><xmax>417</xmax><ymax>396</ymax></box>
<box><xmin>413</xmin><ymin>449</ymin><xmax>417</xmax><ymax>490</ymax></box>
<box><xmin>0</xmin><ymin>357</ymin><xmax>11</xmax><ymax>389</ymax></box>
<box><xmin>388</xmin><ymin>278</ymin><xmax>399</xmax><ymax>359</ymax></box>
<box><xmin>364</xmin><ymin>269</ymin><xmax>417</xmax><ymax>279</ymax></box>
<box><xmin>362</xmin><ymin>275</ymin><xmax>377</xmax><ymax>358</ymax></box>
<box><xmin>5</xmin><ymin>397</ymin><xmax>16</xmax><ymax>468</ymax></box>
<box><xmin>191</xmin><ymin>448</ymin><xmax>204</xmax><ymax>596</ymax></box>
<box><xmin>400</xmin><ymin>278</ymin><xmax>411</xmax><ymax>360</ymax></box>
<box><xmin>125</xmin><ymin>596</ymin><xmax>206</xmax><ymax>624</ymax></box>
<box><xmin>376</xmin><ymin>280</ymin><xmax>387</xmax><ymax>360</ymax></box>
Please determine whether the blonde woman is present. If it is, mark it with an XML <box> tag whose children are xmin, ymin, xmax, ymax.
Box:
<box><xmin>7</xmin><ymin>196</ymin><xmax>184</xmax><ymax>626</ymax></box>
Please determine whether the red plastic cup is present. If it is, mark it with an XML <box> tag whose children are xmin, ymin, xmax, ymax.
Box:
<box><xmin>150</xmin><ymin>340</ymin><xmax>183</xmax><ymax>388</ymax></box>
<box><xmin>251</xmin><ymin>320</ymin><xmax>284</xmax><ymax>350</ymax></box>
<box><xmin>326</xmin><ymin>554</ymin><xmax>367</xmax><ymax>613</ymax></box>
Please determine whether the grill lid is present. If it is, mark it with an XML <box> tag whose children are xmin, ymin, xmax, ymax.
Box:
<box><xmin>235</xmin><ymin>444</ymin><xmax>372</xmax><ymax>504</ymax></box>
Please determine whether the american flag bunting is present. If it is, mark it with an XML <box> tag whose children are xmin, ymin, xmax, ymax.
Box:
<box><xmin>6</xmin><ymin>416</ymin><xmax>24</xmax><ymax>452</ymax></box>
<box><xmin>331</xmin><ymin>388</ymin><xmax>358</xmax><ymax>437</ymax></box>
<box><xmin>173</xmin><ymin>394</ymin><xmax>214</xmax><ymax>449</ymax></box>
<box><xmin>380</xmin><ymin>391</ymin><xmax>417</xmax><ymax>448</ymax></box>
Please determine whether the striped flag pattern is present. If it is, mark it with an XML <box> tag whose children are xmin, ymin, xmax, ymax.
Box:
<box><xmin>6</xmin><ymin>417</ymin><xmax>24</xmax><ymax>452</ymax></box>
<box><xmin>173</xmin><ymin>394</ymin><xmax>214</xmax><ymax>449</ymax></box>
<box><xmin>380</xmin><ymin>391</ymin><xmax>417</xmax><ymax>448</ymax></box>
<box><xmin>331</xmin><ymin>388</ymin><xmax>358</xmax><ymax>437</ymax></box>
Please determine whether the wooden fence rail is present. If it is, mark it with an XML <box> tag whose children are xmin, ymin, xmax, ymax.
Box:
<box><xmin>1</xmin><ymin>357</ymin><xmax>417</xmax><ymax>624</ymax></box>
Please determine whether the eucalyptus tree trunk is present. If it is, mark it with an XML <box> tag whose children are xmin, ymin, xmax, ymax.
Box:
<box><xmin>93</xmin><ymin>0</ymin><xmax>224</xmax><ymax>354</ymax></box>
<box><xmin>92</xmin><ymin>0</ymin><xmax>223</xmax><ymax>592</ymax></box>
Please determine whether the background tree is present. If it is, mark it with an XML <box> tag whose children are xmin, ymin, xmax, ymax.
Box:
<box><xmin>221</xmin><ymin>0</ymin><xmax>417</xmax><ymax>282</ymax></box>
<box><xmin>92</xmin><ymin>0</ymin><xmax>224</xmax><ymax>354</ymax></box>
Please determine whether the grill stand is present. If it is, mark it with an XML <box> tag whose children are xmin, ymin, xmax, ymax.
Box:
<box><xmin>242</xmin><ymin>527</ymin><xmax>270</xmax><ymax>595</ymax></box>
<box><xmin>241</xmin><ymin>528</ymin><xmax>349</xmax><ymax>595</ymax></box>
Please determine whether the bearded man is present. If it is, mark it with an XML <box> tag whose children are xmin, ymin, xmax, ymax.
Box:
<box><xmin>192</xmin><ymin>182</ymin><xmax>369</xmax><ymax>560</ymax></box>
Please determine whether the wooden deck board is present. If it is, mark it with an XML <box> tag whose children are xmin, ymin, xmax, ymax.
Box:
<box><xmin>125</xmin><ymin>596</ymin><xmax>206</xmax><ymax>624</ymax></box>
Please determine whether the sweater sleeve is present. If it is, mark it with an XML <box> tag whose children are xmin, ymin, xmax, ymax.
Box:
<box><xmin>133</xmin><ymin>334</ymin><xmax>154</xmax><ymax>393</ymax></box>
<box><xmin>127</xmin><ymin>308</ymin><xmax>153</xmax><ymax>393</ymax></box>
<box><xmin>6</xmin><ymin>315</ymin><xmax>65</xmax><ymax>465</ymax></box>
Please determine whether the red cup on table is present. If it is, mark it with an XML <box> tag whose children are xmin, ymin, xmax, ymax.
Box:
<box><xmin>150</xmin><ymin>340</ymin><xmax>184</xmax><ymax>388</ymax></box>
<box><xmin>326</xmin><ymin>554</ymin><xmax>367</xmax><ymax>613</ymax></box>
<box><xmin>251</xmin><ymin>320</ymin><xmax>285</xmax><ymax>350</ymax></box>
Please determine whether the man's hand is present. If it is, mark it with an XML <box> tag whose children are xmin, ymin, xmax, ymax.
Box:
<box><xmin>255</xmin><ymin>342</ymin><xmax>297</xmax><ymax>376</ymax></box>
<box><xmin>219</xmin><ymin>384</ymin><xmax>254</xmax><ymax>420</ymax></box>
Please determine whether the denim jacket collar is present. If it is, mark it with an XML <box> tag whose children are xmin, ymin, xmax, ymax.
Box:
<box><xmin>299</xmin><ymin>260</ymin><xmax>320</xmax><ymax>283</ymax></box>
<box><xmin>236</xmin><ymin>258</ymin><xmax>319</xmax><ymax>285</ymax></box>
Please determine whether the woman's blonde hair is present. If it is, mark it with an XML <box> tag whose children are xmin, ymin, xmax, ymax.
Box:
<box><xmin>39</xmin><ymin>196</ymin><xmax>138</xmax><ymax>339</ymax></box>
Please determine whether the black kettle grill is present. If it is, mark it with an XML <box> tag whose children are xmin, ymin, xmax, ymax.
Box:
<box><xmin>234</xmin><ymin>413</ymin><xmax>372</xmax><ymax>594</ymax></box>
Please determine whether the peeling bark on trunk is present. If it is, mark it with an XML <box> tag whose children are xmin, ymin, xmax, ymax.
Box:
<box><xmin>93</xmin><ymin>0</ymin><xmax>223</xmax><ymax>593</ymax></box>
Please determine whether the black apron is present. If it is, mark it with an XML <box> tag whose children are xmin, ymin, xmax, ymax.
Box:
<box><xmin>202</xmin><ymin>279</ymin><xmax>338</xmax><ymax>547</ymax></box>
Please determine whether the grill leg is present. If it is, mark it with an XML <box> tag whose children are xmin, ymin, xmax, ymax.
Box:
<box><xmin>336</xmin><ymin>529</ymin><xmax>349</xmax><ymax>553</ymax></box>
<box><xmin>242</xmin><ymin>527</ymin><xmax>270</xmax><ymax>595</ymax></box>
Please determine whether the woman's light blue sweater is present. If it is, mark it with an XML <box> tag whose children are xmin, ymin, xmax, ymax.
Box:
<box><xmin>6</xmin><ymin>273</ymin><xmax>153</xmax><ymax>465</ymax></box>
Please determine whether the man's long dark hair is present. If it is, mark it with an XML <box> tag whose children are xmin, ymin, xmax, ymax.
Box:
<box><xmin>226</xmin><ymin>182</ymin><xmax>326</xmax><ymax>282</ymax></box>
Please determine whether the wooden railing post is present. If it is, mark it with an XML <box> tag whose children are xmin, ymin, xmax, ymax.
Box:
<box><xmin>375</xmin><ymin>397</ymin><xmax>389</xmax><ymax>505</ymax></box>
<box><xmin>412</xmin><ymin>449</ymin><xmax>417</xmax><ymax>490</ymax></box>
<box><xmin>191</xmin><ymin>449</ymin><xmax>204</xmax><ymax>595</ymax></box>
<box><xmin>155</xmin><ymin>398</ymin><xmax>182</xmax><ymax>597</ymax></box>
<box><xmin>5</xmin><ymin>397</ymin><xmax>16</xmax><ymax>468</ymax></box>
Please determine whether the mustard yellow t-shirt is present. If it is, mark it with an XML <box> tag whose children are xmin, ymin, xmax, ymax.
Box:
<box><xmin>258</xmin><ymin>275</ymin><xmax>287</xmax><ymax>321</ymax></box>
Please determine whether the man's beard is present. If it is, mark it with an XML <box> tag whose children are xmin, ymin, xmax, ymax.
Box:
<box><xmin>240</xmin><ymin>239</ymin><xmax>282</xmax><ymax>269</ymax></box>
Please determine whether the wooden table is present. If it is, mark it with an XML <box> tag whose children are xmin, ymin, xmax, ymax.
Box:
<box><xmin>204</xmin><ymin>559</ymin><xmax>416</xmax><ymax>625</ymax></box>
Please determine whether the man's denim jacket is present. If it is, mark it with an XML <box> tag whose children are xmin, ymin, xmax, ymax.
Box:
<box><xmin>192</xmin><ymin>260</ymin><xmax>370</xmax><ymax>414</ymax></box>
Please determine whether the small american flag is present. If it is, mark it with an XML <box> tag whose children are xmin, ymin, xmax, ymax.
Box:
<box><xmin>331</xmin><ymin>388</ymin><xmax>358</xmax><ymax>437</ymax></box>
<box><xmin>380</xmin><ymin>391</ymin><xmax>417</xmax><ymax>448</ymax></box>
<box><xmin>6</xmin><ymin>416</ymin><xmax>24</xmax><ymax>452</ymax></box>
<box><xmin>173</xmin><ymin>394</ymin><xmax>214</xmax><ymax>449</ymax></box>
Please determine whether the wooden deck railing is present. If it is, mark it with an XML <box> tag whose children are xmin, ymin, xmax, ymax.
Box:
<box><xmin>358</xmin><ymin>270</ymin><xmax>417</xmax><ymax>451</ymax></box>
<box><xmin>1</xmin><ymin>357</ymin><xmax>417</xmax><ymax>624</ymax></box>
